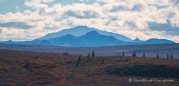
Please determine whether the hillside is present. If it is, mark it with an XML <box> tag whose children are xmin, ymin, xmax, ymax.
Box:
<box><xmin>0</xmin><ymin>49</ymin><xmax>179</xmax><ymax>86</ymax></box>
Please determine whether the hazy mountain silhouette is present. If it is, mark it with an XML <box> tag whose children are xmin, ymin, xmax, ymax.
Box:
<box><xmin>132</xmin><ymin>38</ymin><xmax>143</xmax><ymax>43</ymax></box>
<box><xmin>0</xmin><ymin>27</ymin><xmax>175</xmax><ymax>47</ymax></box>
<box><xmin>33</xmin><ymin>31</ymin><xmax>126</xmax><ymax>47</ymax></box>
<box><xmin>144</xmin><ymin>38</ymin><xmax>175</xmax><ymax>44</ymax></box>
<box><xmin>37</xmin><ymin>26</ymin><xmax>132</xmax><ymax>42</ymax></box>
<box><xmin>80</xmin><ymin>31</ymin><xmax>126</xmax><ymax>46</ymax></box>
<box><xmin>30</xmin><ymin>31</ymin><xmax>175</xmax><ymax>46</ymax></box>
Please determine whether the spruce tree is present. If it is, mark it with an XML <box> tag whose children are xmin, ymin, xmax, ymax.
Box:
<box><xmin>76</xmin><ymin>55</ymin><xmax>81</xmax><ymax>66</ymax></box>
<box><xmin>157</xmin><ymin>53</ymin><xmax>159</xmax><ymax>58</ymax></box>
<box><xmin>171</xmin><ymin>54</ymin><xmax>173</xmax><ymax>59</ymax></box>
<box><xmin>119</xmin><ymin>53</ymin><xmax>120</xmax><ymax>57</ymax></box>
<box><xmin>143</xmin><ymin>53</ymin><xmax>145</xmax><ymax>57</ymax></box>
<box><xmin>101</xmin><ymin>59</ymin><xmax>104</xmax><ymax>64</ymax></box>
<box><xmin>132</xmin><ymin>52</ymin><xmax>134</xmax><ymax>57</ymax></box>
<box><xmin>92</xmin><ymin>51</ymin><xmax>95</xmax><ymax>57</ymax></box>
<box><xmin>167</xmin><ymin>54</ymin><xmax>169</xmax><ymax>59</ymax></box>
<box><xmin>133</xmin><ymin>51</ymin><xmax>136</xmax><ymax>57</ymax></box>
<box><xmin>122</xmin><ymin>52</ymin><xmax>124</xmax><ymax>57</ymax></box>
<box><xmin>87</xmin><ymin>53</ymin><xmax>90</xmax><ymax>57</ymax></box>
<box><xmin>87</xmin><ymin>53</ymin><xmax>90</xmax><ymax>62</ymax></box>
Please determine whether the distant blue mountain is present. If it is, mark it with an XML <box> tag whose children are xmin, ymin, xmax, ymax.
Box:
<box><xmin>144</xmin><ymin>38</ymin><xmax>175</xmax><ymax>44</ymax></box>
<box><xmin>37</xmin><ymin>26</ymin><xmax>132</xmax><ymax>42</ymax></box>
<box><xmin>0</xmin><ymin>26</ymin><xmax>175</xmax><ymax>47</ymax></box>
<box><xmin>80</xmin><ymin>31</ymin><xmax>126</xmax><ymax>46</ymax></box>
<box><xmin>33</xmin><ymin>31</ymin><xmax>126</xmax><ymax>47</ymax></box>
<box><xmin>132</xmin><ymin>38</ymin><xmax>143</xmax><ymax>43</ymax></box>
<box><xmin>131</xmin><ymin>38</ymin><xmax>174</xmax><ymax>44</ymax></box>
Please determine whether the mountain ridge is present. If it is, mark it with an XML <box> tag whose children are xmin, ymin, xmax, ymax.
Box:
<box><xmin>39</xmin><ymin>31</ymin><xmax>126</xmax><ymax>47</ymax></box>
<box><xmin>37</xmin><ymin>26</ymin><xmax>132</xmax><ymax>42</ymax></box>
<box><xmin>29</xmin><ymin>31</ymin><xmax>175</xmax><ymax>47</ymax></box>
<box><xmin>0</xmin><ymin>26</ymin><xmax>176</xmax><ymax>47</ymax></box>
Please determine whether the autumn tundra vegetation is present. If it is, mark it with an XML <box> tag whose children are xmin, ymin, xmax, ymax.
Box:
<box><xmin>0</xmin><ymin>49</ymin><xmax>179</xmax><ymax>86</ymax></box>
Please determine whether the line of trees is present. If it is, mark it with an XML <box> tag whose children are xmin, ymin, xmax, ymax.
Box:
<box><xmin>62</xmin><ymin>52</ymin><xmax>69</xmax><ymax>55</ymax></box>
<box><xmin>167</xmin><ymin>54</ymin><xmax>173</xmax><ymax>60</ymax></box>
<box><xmin>63</xmin><ymin>50</ymin><xmax>174</xmax><ymax>60</ymax></box>
<box><xmin>118</xmin><ymin>51</ymin><xmax>174</xmax><ymax>59</ymax></box>
<box><xmin>86</xmin><ymin>51</ymin><xmax>95</xmax><ymax>62</ymax></box>
<box><xmin>69</xmin><ymin>50</ymin><xmax>176</xmax><ymax>67</ymax></box>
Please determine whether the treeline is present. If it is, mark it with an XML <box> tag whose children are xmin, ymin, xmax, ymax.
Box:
<box><xmin>60</xmin><ymin>51</ymin><xmax>174</xmax><ymax>60</ymax></box>
<box><xmin>118</xmin><ymin>51</ymin><xmax>174</xmax><ymax>59</ymax></box>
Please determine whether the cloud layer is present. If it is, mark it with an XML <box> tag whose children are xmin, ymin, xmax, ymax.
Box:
<box><xmin>0</xmin><ymin>22</ymin><xmax>33</xmax><ymax>29</ymax></box>
<box><xmin>0</xmin><ymin>0</ymin><xmax>179</xmax><ymax>42</ymax></box>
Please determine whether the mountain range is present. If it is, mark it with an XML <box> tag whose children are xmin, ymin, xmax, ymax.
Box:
<box><xmin>29</xmin><ymin>31</ymin><xmax>126</xmax><ymax>47</ymax></box>
<box><xmin>0</xmin><ymin>26</ymin><xmax>175</xmax><ymax>47</ymax></box>
<box><xmin>37</xmin><ymin>26</ymin><xmax>132</xmax><ymax>42</ymax></box>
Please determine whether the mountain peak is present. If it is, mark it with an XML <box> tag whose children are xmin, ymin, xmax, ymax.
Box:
<box><xmin>132</xmin><ymin>38</ymin><xmax>142</xmax><ymax>43</ymax></box>
<box><xmin>134</xmin><ymin>38</ymin><xmax>140</xmax><ymax>41</ymax></box>
<box><xmin>145</xmin><ymin>38</ymin><xmax>175</xmax><ymax>44</ymax></box>
<box><xmin>74</xmin><ymin>26</ymin><xmax>89</xmax><ymax>28</ymax></box>
<box><xmin>85</xmin><ymin>31</ymin><xmax>99</xmax><ymax>36</ymax></box>
<box><xmin>37</xmin><ymin>26</ymin><xmax>132</xmax><ymax>42</ymax></box>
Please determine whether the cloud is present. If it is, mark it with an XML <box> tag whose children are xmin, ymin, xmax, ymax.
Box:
<box><xmin>170</xmin><ymin>0</ymin><xmax>179</xmax><ymax>5</ymax></box>
<box><xmin>15</xmin><ymin>6</ymin><xmax>19</xmax><ymax>12</ymax></box>
<box><xmin>63</xmin><ymin>3</ymin><xmax>102</xmax><ymax>19</ymax></box>
<box><xmin>44</xmin><ymin>26</ymin><xmax>59</xmax><ymax>30</ymax></box>
<box><xmin>148</xmin><ymin>21</ymin><xmax>179</xmax><ymax>31</ymax></box>
<box><xmin>148</xmin><ymin>21</ymin><xmax>179</xmax><ymax>36</ymax></box>
<box><xmin>0</xmin><ymin>28</ymin><xmax>2</xmax><ymax>33</ymax></box>
<box><xmin>109</xmin><ymin>3</ymin><xmax>144</xmax><ymax>12</ymax></box>
<box><xmin>109</xmin><ymin>5</ymin><xmax>128</xmax><ymax>12</ymax></box>
<box><xmin>41</xmin><ymin>0</ymin><xmax>54</xmax><ymax>3</ymax></box>
<box><xmin>80</xmin><ymin>0</ymin><xmax>89</xmax><ymax>2</ymax></box>
<box><xmin>0</xmin><ymin>0</ymin><xmax>5</xmax><ymax>2</ymax></box>
<box><xmin>172</xmin><ymin>36</ymin><xmax>179</xmax><ymax>43</ymax></box>
<box><xmin>0</xmin><ymin>0</ymin><xmax>179</xmax><ymax>42</ymax></box>
<box><xmin>0</xmin><ymin>22</ymin><xmax>34</xmax><ymax>29</ymax></box>
<box><xmin>65</xmin><ymin>10</ymin><xmax>100</xmax><ymax>19</ymax></box>
<box><xmin>132</xmin><ymin>4</ymin><xmax>144</xmax><ymax>11</ymax></box>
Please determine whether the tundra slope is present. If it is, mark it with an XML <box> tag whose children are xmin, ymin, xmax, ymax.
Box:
<box><xmin>0</xmin><ymin>49</ymin><xmax>179</xmax><ymax>86</ymax></box>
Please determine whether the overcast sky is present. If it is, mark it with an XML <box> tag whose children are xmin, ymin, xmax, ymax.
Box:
<box><xmin>0</xmin><ymin>0</ymin><xmax>179</xmax><ymax>42</ymax></box>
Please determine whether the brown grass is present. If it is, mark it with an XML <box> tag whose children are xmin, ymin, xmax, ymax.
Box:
<box><xmin>0</xmin><ymin>49</ymin><xmax>179</xmax><ymax>86</ymax></box>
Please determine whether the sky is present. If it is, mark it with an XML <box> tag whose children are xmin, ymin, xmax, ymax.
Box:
<box><xmin>0</xmin><ymin>0</ymin><xmax>179</xmax><ymax>42</ymax></box>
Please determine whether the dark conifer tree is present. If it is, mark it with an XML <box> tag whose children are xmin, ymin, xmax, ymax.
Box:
<box><xmin>122</xmin><ymin>52</ymin><xmax>124</xmax><ymax>57</ymax></box>
<box><xmin>133</xmin><ymin>51</ymin><xmax>136</xmax><ymax>57</ymax></box>
<box><xmin>76</xmin><ymin>55</ymin><xmax>81</xmax><ymax>66</ymax></box>
<box><xmin>171</xmin><ymin>54</ymin><xmax>173</xmax><ymax>59</ymax></box>
<box><xmin>87</xmin><ymin>53</ymin><xmax>90</xmax><ymax>62</ymax></box>
<box><xmin>92</xmin><ymin>51</ymin><xmax>95</xmax><ymax>57</ymax></box>
<box><xmin>167</xmin><ymin>54</ymin><xmax>169</xmax><ymax>59</ymax></box>
<box><xmin>143</xmin><ymin>53</ymin><xmax>145</xmax><ymax>57</ymax></box>
<box><xmin>157</xmin><ymin>53</ymin><xmax>159</xmax><ymax>58</ymax></box>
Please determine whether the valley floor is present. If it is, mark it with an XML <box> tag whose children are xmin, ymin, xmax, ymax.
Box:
<box><xmin>0</xmin><ymin>43</ymin><xmax>179</xmax><ymax>59</ymax></box>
